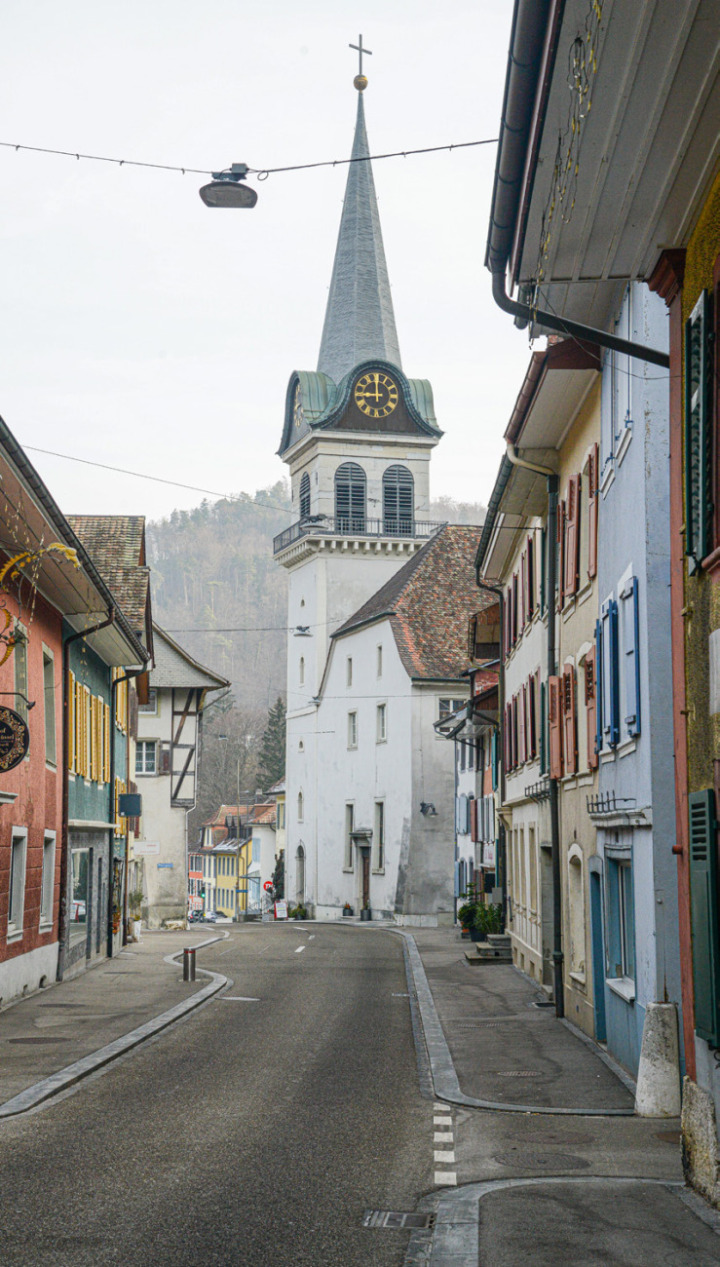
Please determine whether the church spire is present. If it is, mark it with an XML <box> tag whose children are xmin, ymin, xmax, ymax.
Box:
<box><xmin>317</xmin><ymin>53</ymin><xmax>402</xmax><ymax>385</ymax></box>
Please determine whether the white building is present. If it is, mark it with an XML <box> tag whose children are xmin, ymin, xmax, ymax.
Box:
<box><xmin>274</xmin><ymin>75</ymin><xmax>490</xmax><ymax>922</ymax></box>
<box><xmin>130</xmin><ymin>624</ymin><xmax>228</xmax><ymax>928</ymax></box>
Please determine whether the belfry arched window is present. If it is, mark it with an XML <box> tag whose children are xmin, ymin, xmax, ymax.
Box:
<box><xmin>299</xmin><ymin>472</ymin><xmax>310</xmax><ymax>520</ymax></box>
<box><xmin>383</xmin><ymin>465</ymin><xmax>414</xmax><ymax>536</ymax></box>
<box><xmin>335</xmin><ymin>462</ymin><xmax>366</xmax><ymax>533</ymax></box>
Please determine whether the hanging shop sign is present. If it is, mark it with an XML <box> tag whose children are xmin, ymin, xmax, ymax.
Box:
<box><xmin>0</xmin><ymin>706</ymin><xmax>29</xmax><ymax>772</ymax></box>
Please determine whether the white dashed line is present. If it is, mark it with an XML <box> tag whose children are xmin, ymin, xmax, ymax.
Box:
<box><xmin>295</xmin><ymin>945</ymin><xmax>306</xmax><ymax>954</ymax></box>
<box><xmin>432</xmin><ymin>1107</ymin><xmax>457</xmax><ymax>1188</ymax></box>
<box><xmin>220</xmin><ymin>996</ymin><xmax>260</xmax><ymax>1002</ymax></box>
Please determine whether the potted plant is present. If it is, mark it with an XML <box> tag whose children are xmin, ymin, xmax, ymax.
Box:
<box><xmin>342</xmin><ymin>902</ymin><xmax>354</xmax><ymax>917</ymax></box>
<box><xmin>360</xmin><ymin>901</ymin><xmax>372</xmax><ymax>922</ymax></box>
<box><xmin>458</xmin><ymin>881</ymin><xmax>481</xmax><ymax>937</ymax></box>
<box><xmin>472</xmin><ymin>901</ymin><xmax>503</xmax><ymax>942</ymax></box>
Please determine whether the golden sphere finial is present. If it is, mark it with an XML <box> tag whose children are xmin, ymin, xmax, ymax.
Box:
<box><xmin>354</xmin><ymin>74</ymin><xmax>368</xmax><ymax>91</ymax></box>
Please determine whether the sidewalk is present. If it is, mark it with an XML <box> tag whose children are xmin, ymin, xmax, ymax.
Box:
<box><xmin>403</xmin><ymin>925</ymin><xmax>720</xmax><ymax>1266</ymax></box>
<box><xmin>0</xmin><ymin>928</ymin><xmax>225</xmax><ymax>1115</ymax></box>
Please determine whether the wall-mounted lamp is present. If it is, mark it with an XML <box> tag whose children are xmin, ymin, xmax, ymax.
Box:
<box><xmin>294</xmin><ymin>626</ymin><xmax>312</xmax><ymax>637</ymax></box>
<box><xmin>420</xmin><ymin>802</ymin><xmax>437</xmax><ymax>817</ymax></box>
<box><xmin>0</xmin><ymin>691</ymin><xmax>35</xmax><ymax>710</ymax></box>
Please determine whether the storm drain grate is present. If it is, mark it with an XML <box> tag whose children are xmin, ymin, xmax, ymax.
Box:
<box><xmin>362</xmin><ymin>1211</ymin><xmax>435</xmax><ymax>1230</ymax></box>
<box><xmin>7</xmin><ymin>1036</ymin><xmax>70</xmax><ymax>1044</ymax></box>
<box><xmin>494</xmin><ymin>1070</ymin><xmax>542</xmax><ymax>1077</ymax></box>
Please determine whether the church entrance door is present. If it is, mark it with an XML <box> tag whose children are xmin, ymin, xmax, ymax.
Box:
<box><xmin>359</xmin><ymin>846</ymin><xmax>371</xmax><ymax>910</ymax></box>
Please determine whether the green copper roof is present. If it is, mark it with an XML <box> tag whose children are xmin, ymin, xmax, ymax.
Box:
<box><xmin>317</xmin><ymin>92</ymin><xmax>401</xmax><ymax>383</ymax></box>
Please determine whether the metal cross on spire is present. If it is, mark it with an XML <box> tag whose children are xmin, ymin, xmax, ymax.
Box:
<box><xmin>349</xmin><ymin>34</ymin><xmax>372</xmax><ymax>77</ymax></box>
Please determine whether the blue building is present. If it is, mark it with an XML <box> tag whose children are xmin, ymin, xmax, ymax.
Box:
<box><xmin>589</xmin><ymin>283</ymin><xmax>682</xmax><ymax>1078</ymax></box>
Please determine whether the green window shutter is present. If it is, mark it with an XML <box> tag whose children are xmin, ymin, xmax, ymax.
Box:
<box><xmin>684</xmin><ymin>290</ymin><xmax>713</xmax><ymax>572</ymax></box>
<box><xmin>689</xmin><ymin>788</ymin><xmax>720</xmax><ymax>1045</ymax></box>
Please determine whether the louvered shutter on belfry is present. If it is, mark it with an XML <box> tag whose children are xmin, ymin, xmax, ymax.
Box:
<box><xmin>383</xmin><ymin>465</ymin><xmax>413</xmax><ymax>536</ymax></box>
<box><xmin>335</xmin><ymin>462</ymin><xmax>366</xmax><ymax>531</ymax></box>
<box><xmin>299</xmin><ymin>472</ymin><xmax>310</xmax><ymax>519</ymax></box>
<box><xmin>685</xmin><ymin>290</ymin><xmax>713</xmax><ymax>572</ymax></box>
<box><xmin>688</xmin><ymin>789</ymin><xmax>720</xmax><ymax>1045</ymax></box>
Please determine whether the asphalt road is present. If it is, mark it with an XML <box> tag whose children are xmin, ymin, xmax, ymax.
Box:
<box><xmin>0</xmin><ymin>924</ymin><xmax>434</xmax><ymax>1266</ymax></box>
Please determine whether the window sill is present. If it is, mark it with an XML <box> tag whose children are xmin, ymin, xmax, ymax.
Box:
<box><xmin>38</xmin><ymin>921</ymin><xmax>53</xmax><ymax>934</ymax></box>
<box><xmin>576</xmin><ymin>773</ymin><xmax>595</xmax><ymax>787</ymax></box>
<box><xmin>376</xmin><ymin>738</ymin><xmax>387</xmax><ymax>746</ymax></box>
<box><xmin>576</xmin><ymin>583</ymin><xmax>593</xmax><ymax>608</ymax></box>
<box><xmin>6</xmin><ymin>929</ymin><xmax>23</xmax><ymax>944</ymax></box>
<box><xmin>562</xmin><ymin>598</ymin><xmax>577</xmax><ymax>622</ymax></box>
<box><xmin>600</xmin><ymin>750</ymin><xmax>616</xmax><ymax>765</ymax></box>
<box><xmin>45</xmin><ymin>760</ymin><xmax>57</xmax><ymax>772</ymax></box>
<box><xmin>607</xmin><ymin>976</ymin><xmax>636</xmax><ymax>1003</ymax></box>
<box><xmin>601</xmin><ymin>461</ymin><xmax>616</xmax><ymax>497</ymax></box>
<box><xmin>568</xmin><ymin>971</ymin><xmax>587</xmax><ymax>987</ymax></box>
<box><xmin>616</xmin><ymin>737</ymin><xmax>637</xmax><ymax>759</ymax></box>
<box><xmin>372</xmin><ymin>868</ymin><xmax>385</xmax><ymax>876</ymax></box>
<box><xmin>342</xmin><ymin>866</ymin><xmax>353</xmax><ymax>873</ymax></box>
<box><xmin>615</xmin><ymin>425</ymin><xmax>633</xmax><ymax>468</ymax></box>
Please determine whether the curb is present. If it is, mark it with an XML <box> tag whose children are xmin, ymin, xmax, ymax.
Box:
<box><xmin>398</xmin><ymin>931</ymin><xmax>635</xmax><ymax>1117</ymax></box>
<box><xmin>0</xmin><ymin>936</ymin><xmax>228</xmax><ymax>1119</ymax></box>
<box><xmin>405</xmin><ymin>1176</ymin><xmax>687</xmax><ymax>1266</ymax></box>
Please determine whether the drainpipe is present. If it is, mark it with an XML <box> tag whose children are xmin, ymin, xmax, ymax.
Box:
<box><xmin>58</xmin><ymin>611</ymin><xmax>116</xmax><ymax>982</ymax></box>
<box><xmin>108</xmin><ymin>667</ymin><xmax>145</xmax><ymax>958</ymax></box>
<box><xmin>505</xmin><ymin>443</ymin><xmax>564</xmax><ymax>1017</ymax></box>
<box><xmin>492</xmin><ymin>270</ymin><xmax>670</xmax><ymax>370</ymax></box>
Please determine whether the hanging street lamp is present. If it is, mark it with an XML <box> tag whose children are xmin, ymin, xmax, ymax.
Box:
<box><xmin>199</xmin><ymin>163</ymin><xmax>257</xmax><ymax>208</ymax></box>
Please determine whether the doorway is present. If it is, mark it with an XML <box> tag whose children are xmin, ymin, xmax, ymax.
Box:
<box><xmin>539</xmin><ymin>844</ymin><xmax>554</xmax><ymax>987</ymax></box>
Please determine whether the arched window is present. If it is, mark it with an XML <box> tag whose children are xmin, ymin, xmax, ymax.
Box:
<box><xmin>297</xmin><ymin>790</ymin><xmax>304</xmax><ymax>822</ymax></box>
<box><xmin>299</xmin><ymin>656</ymin><xmax>305</xmax><ymax>686</ymax></box>
<box><xmin>383</xmin><ymin>465</ymin><xmax>414</xmax><ymax>536</ymax></box>
<box><xmin>335</xmin><ymin>462</ymin><xmax>366</xmax><ymax>532</ymax></box>
<box><xmin>299</xmin><ymin>472</ymin><xmax>310</xmax><ymax>520</ymax></box>
<box><xmin>296</xmin><ymin>845</ymin><xmax>305</xmax><ymax>905</ymax></box>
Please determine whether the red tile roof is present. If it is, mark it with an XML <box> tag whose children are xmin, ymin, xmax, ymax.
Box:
<box><xmin>333</xmin><ymin>526</ymin><xmax>493</xmax><ymax>681</ymax></box>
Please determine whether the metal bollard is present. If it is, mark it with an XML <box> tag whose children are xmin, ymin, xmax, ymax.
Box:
<box><xmin>182</xmin><ymin>947</ymin><xmax>196</xmax><ymax>982</ymax></box>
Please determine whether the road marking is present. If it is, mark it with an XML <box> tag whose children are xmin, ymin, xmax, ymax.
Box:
<box><xmin>434</xmin><ymin>1171</ymin><xmax>457</xmax><ymax>1186</ymax></box>
<box><xmin>434</xmin><ymin>1150</ymin><xmax>456</xmax><ymax>1163</ymax></box>
<box><xmin>308</xmin><ymin>935</ymin><xmax>315</xmax><ymax>940</ymax></box>
<box><xmin>295</xmin><ymin>945</ymin><xmax>306</xmax><ymax>954</ymax></box>
<box><xmin>220</xmin><ymin>997</ymin><xmax>260</xmax><ymax>1002</ymax></box>
<box><xmin>434</xmin><ymin>1130</ymin><xmax>454</xmax><ymax>1143</ymax></box>
<box><xmin>434</xmin><ymin>1116</ymin><xmax>453</xmax><ymax>1127</ymax></box>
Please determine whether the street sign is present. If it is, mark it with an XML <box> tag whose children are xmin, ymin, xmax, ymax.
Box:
<box><xmin>263</xmin><ymin>881</ymin><xmax>273</xmax><ymax>892</ymax></box>
<box><xmin>274</xmin><ymin>900</ymin><xmax>288</xmax><ymax>921</ymax></box>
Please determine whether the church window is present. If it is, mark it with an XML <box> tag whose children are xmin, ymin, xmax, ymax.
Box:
<box><xmin>383</xmin><ymin>465</ymin><xmax>414</xmax><ymax>536</ymax></box>
<box><xmin>376</xmin><ymin>703</ymin><xmax>387</xmax><ymax>742</ymax></box>
<box><xmin>299</xmin><ymin>657</ymin><xmax>305</xmax><ymax>686</ymax></box>
<box><xmin>374</xmin><ymin>801</ymin><xmax>385</xmax><ymax>872</ymax></box>
<box><xmin>377</xmin><ymin>645</ymin><xmax>383</xmax><ymax>678</ymax></box>
<box><xmin>347</xmin><ymin>711</ymin><xmax>358</xmax><ymax>748</ymax></box>
<box><xmin>346</xmin><ymin>657</ymin><xmax>353</xmax><ymax>687</ymax></box>
<box><xmin>299</xmin><ymin>472</ymin><xmax>311</xmax><ymax>520</ymax></box>
<box><xmin>335</xmin><ymin>462</ymin><xmax>366</xmax><ymax>532</ymax></box>
<box><xmin>297</xmin><ymin>790</ymin><xmax>304</xmax><ymax>822</ymax></box>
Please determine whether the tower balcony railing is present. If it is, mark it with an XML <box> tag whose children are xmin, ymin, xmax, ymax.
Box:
<box><xmin>273</xmin><ymin>515</ymin><xmax>441</xmax><ymax>556</ymax></box>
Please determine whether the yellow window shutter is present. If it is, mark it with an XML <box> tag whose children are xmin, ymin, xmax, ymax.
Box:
<box><xmin>104</xmin><ymin>703</ymin><xmax>110</xmax><ymax>783</ymax></box>
<box><xmin>68</xmin><ymin>671</ymin><xmax>75</xmax><ymax>772</ymax></box>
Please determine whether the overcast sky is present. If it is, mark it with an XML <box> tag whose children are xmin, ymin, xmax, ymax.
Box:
<box><xmin>0</xmin><ymin>1</ymin><xmax>531</xmax><ymax>525</ymax></box>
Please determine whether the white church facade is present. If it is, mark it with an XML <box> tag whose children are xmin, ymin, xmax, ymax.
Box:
<box><xmin>274</xmin><ymin>71</ymin><xmax>484</xmax><ymax>923</ymax></box>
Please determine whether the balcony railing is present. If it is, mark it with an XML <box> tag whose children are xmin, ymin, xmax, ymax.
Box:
<box><xmin>273</xmin><ymin>516</ymin><xmax>441</xmax><ymax>555</ymax></box>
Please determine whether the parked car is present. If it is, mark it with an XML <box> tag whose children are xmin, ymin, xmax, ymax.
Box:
<box><xmin>202</xmin><ymin>911</ymin><xmax>217</xmax><ymax>923</ymax></box>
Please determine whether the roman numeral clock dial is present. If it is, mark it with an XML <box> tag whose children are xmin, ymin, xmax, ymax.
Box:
<box><xmin>353</xmin><ymin>372</ymin><xmax>399</xmax><ymax>419</ymax></box>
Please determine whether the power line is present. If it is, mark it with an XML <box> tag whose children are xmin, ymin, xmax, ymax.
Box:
<box><xmin>0</xmin><ymin>135</ymin><xmax>498</xmax><ymax>182</ymax></box>
<box><xmin>22</xmin><ymin>443</ymin><xmax>292</xmax><ymax>515</ymax></box>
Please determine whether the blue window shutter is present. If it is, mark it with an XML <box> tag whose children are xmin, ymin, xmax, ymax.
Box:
<box><xmin>621</xmin><ymin>576</ymin><xmax>641</xmax><ymax>737</ymax></box>
<box><xmin>609</xmin><ymin>599</ymin><xmax>620</xmax><ymax>747</ymax></box>
<box><xmin>600</xmin><ymin>606</ymin><xmax>611</xmax><ymax>747</ymax></box>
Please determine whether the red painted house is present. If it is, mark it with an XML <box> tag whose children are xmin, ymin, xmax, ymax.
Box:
<box><xmin>0</xmin><ymin>416</ymin><xmax>146</xmax><ymax>1005</ymax></box>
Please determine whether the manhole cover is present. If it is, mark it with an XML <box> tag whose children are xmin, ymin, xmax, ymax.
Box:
<box><xmin>494</xmin><ymin>1150</ymin><xmax>590</xmax><ymax>1170</ymax></box>
<box><xmin>362</xmin><ymin>1211</ymin><xmax>434</xmax><ymax>1230</ymax></box>
<box><xmin>655</xmin><ymin>1130</ymin><xmax>681</xmax><ymax>1145</ymax></box>
<box><xmin>7</xmin><ymin>1036</ymin><xmax>69</xmax><ymax>1045</ymax></box>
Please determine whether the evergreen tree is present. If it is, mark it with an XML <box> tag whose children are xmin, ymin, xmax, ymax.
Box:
<box><xmin>257</xmin><ymin>696</ymin><xmax>286</xmax><ymax>790</ymax></box>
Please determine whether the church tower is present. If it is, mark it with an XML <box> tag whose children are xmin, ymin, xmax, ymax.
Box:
<box><xmin>274</xmin><ymin>51</ymin><xmax>443</xmax><ymax>909</ymax></box>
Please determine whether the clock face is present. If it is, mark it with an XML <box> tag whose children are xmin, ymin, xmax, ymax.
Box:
<box><xmin>293</xmin><ymin>384</ymin><xmax>304</xmax><ymax>428</ymax></box>
<box><xmin>353</xmin><ymin>371</ymin><xmax>399</xmax><ymax>419</ymax></box>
